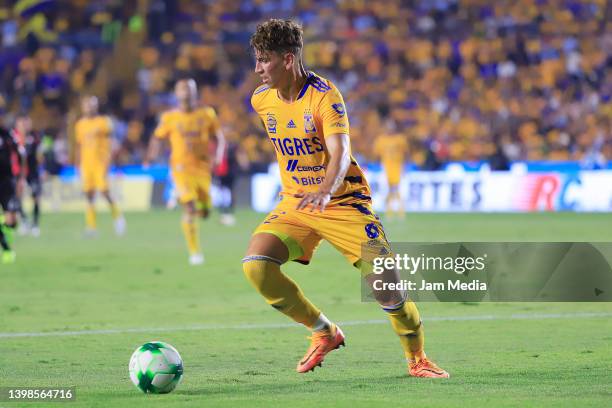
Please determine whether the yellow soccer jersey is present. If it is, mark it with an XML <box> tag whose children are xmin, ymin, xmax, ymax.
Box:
<box><xmin>374</xmin><ymin>133</ymin><xmax>407</xmax><ymax>186</ymax></box>
<box><xmin>251</xmin><ymin>72</ymin><xmax>370</xmax><ymax>203</ymax></box>
<box><xmin>75</xmin><ymin>115</ymin><xmax>113</xmax><ymax>167</ymax></box>
<box><xmin>374</xmin><ymin>133</ymin><xmax>408</xmax><ymax>169</ymax></box>
<box><xmin>153</xmin><ymin>107</ymin><xmax>219</xmax><ymax>172</ymax></box>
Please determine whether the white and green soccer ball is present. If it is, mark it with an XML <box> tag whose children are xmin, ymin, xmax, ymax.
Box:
<box><xmin>129</xmin><ymin>341</ymin><xmax>184</xmax><ymax>394</ymax></box>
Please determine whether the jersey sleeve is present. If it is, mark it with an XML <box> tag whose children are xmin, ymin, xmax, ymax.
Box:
<box><xmin>74</xmin><ymin>121</ymin><xmax>83</xmax><ymax>145</ymax></box>
<box><xmin>206</xmin><ymin>108</ymin><xmax>220</xmax><ymax>134</ymax></box>
<box><xmin>318</xmin><ymin>86</ymin><xmax>350</xmax><ymax>137</ymax></box>
<box><xmin>153</xmin><ymin>112</ymin><xmax>171</xmax><ymax>140</ymax></box>
<box><xmin>373</xmin><ymin>137</ymin><xmax>384</xmax><ymax>157</ymax></box>
<box><xmin>250</xmin><ymin>85</ymin><xmax>268</xmax><ymax>115</ymax></box>
<box><xmin>400</xmin><ymin>137</ymin><xmax>409</xmax><ymax>153</ymax></box>
<box><xmin>104</xmin><ymin>116</ymin><xmax>114</xmax><ymax>136</ymax></box>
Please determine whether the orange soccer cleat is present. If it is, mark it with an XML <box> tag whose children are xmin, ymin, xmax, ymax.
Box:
<box><xmin>296</xmin><ymin>324</ymin><xmax>345</xmax><ymax>373</ymax></box>
<box><xmin>408</xmin><ymin>358</ymin><xmax>450</xmax><ymax>378</ymax></box>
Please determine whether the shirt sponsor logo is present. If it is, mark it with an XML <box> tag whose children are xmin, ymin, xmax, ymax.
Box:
<box><xmin>267</xmin><ymin>113</ymin><xmax>277</xmax><ymax>134</ymax></box>
<box><xmin>286</xmin><ymin>159</ymin><xmax>299</xmax><ymax>172</ymax></box>
<box><xmin>331</xmin><ymin>103</ymin><xmax>346</xmax><ymax>117</ymax></box>
<box><xmin>292</xmin><ymin>175</ymin><xmax>325</xmax><ymax>186</ymax></box>
<box><xmin>287</xmin><ymin>119</ymin><xmax>297</xmax><ymax>129</ymax></box>
<box><xmin>286</xmin><ymin>159</ymin><xmax>326</xmax><ymax>172</ymax></box>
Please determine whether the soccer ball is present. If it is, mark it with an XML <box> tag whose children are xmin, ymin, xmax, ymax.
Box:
<box><xmin>128</xmin><ymin>341</ymin><xmax>184</xmax><ymax>394</ymax></box>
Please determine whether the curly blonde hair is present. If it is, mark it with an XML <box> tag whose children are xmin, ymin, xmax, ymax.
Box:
<box><xmin>250</xmin><ymin>19</ymin><xmax>303</xmax><ymax>56</ymax></box>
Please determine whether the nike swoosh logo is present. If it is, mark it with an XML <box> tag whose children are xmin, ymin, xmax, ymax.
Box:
<box><xmin>300</xmin><ymin>345</ymin><xmax>321</xmax><ymax>364</ymax></box>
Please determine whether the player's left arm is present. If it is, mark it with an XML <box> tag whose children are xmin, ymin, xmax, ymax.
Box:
<box><xmin>212</xmin><ymin>121</ymin><xmax>226</xmax><ymax>166</ymax></box>
<box><xmin>14</xmin><ymin>136</ymin><xmax>27</xmax><ymax>197</ymax></box>
<box><xmin>297</xmin><ymin>133</ymin><xmax>350</xmax><ymax>212</ymax></box>
<box><xmin>144</xmin><ymin>113</ymin><xmax>169</xmax><ymax>168</ymax></box>
<box><xmin>206</xmin><ymin>107</ymin><xmax>226</xmax><ymax>167</ymax></box>
<box><xmin>106</xmin><ymin>117</ymin><xmax>120</xmax><ymax>165</ymax></box>
<box><xmin>297</xmin><ymin>84</ymin><xmax>351</xmax><ymax>212</ymax></box>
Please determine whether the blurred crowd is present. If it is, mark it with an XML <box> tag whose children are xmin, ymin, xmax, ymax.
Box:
<box><xmin>0</xmin><ymin>0</ymin><xmax>611</xmax><ymax>171</ymax></box>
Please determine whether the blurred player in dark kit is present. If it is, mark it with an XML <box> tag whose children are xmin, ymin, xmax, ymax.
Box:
<box><xmin>12</xmin><ymin>115</ymin><xmax>43</xmax><ymax>236</ymax></box>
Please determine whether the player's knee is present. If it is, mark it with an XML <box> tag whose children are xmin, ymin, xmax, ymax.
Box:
<box><xmin>182</xmin><ymin>208</ymin><xmax>196</xmax><ymax>223</ymax></box>
<box><xmin>183</xmin><ymin>201</ymin><xmax>198</xmax><ymax>218</ymax></box>
<box><xmin>379</xmin><ymin>293</ymin><xmax>407</xmax><ymax>313</ymax></box>
<box><xmin>102</xmin><ymin>190</ymin><xmax>113</xmax><ymax>201</ymax></box>
<box><xmin>3</xmin><ymin>213</ymin><xmax>17</xmax><ymax>228</ymax></box>
<box><xmin>4</xmin><ymin>219</ymin><xmax>17</xmax><ymax>229</ymax></box>
<box><xmin>378</xmin><ymin>291</ymin><xmax>407</xmax><ymax>310</ymax></box>
<box><xmin>245</xmin><ymin>233</ymin><xmax>290</xmax><ymax>264</ymax></box>
<box><xmin>242</xmin><ymin>255</ymin><xmax>280</xmax><ymax>284</ymax></box>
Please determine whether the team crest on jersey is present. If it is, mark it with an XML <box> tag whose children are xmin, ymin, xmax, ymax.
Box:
<box><xmin>331</xmin><ymin>103</ymin><xmax>345</xmax><ymax>117</ymax></box>
<box><xmin>304</xmin><ymin>110</ymin><xmax>316</xmax><ymax>134</ymax></box>
<box><xmin>266</xmin><ymin>113</ymin><xmax>277</xmax><ymax>134</ymax></box>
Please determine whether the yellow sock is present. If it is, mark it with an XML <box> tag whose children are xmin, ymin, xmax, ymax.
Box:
<box><xmin>181</xmin><ymin>218</ymin><xmax>200</xmax><ymax>255</ymax></box>
<box><xmin>85</xmin><ymin>205</ymin><xmax>97</xmax><ymax>230</ymax></box>
<box><xmin>385</xmin><ymin>300</ymin><xmax>426</xmax><ymax>362</ymax></box>
<box><xmin>391</xmin><ymin>191</ymin><xmax>404</xmax><ymax>218</ymax></box>
<box><xmin>242</xmin><ymin>257</ymin><xmax>320</xmax><ymax>328</ymax></box>
<box><xmin>110</xmin><ymin>203</ymin><xmax>121</xmax><ymax>220</ymax></box>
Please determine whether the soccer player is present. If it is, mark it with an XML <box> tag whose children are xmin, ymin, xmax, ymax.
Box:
<box><xmin>0</xmin><ymin>125</ymin><xmax>25</xmax><ymax>263</ymax></box>
<box><xmin>74</xmin><ymin>95</ymin><xmax>126</xmax><ymax>236</ymax></box>
<box><xmin>145</xmin><ymin>79</ymin><xmax>225</xmax><ymax>265</ymax></box>
<box><xmin>243</xmin><ymin>19</ymin><xmax>449</xmax><ymax>378</ymax></box>
<box><xmin>374</xmin><ymin>119</ymin><xmax>408</xmax><ymax>218</ymax></box>
<box><xmin>12</xmin><ymin>115</ymin><xmax>43</xmax><ymax>236</ymax></box>
<box><xmin>214</xmin><ymin>140</ymin><xmax>247</xmax><ymax>227</ymax></box>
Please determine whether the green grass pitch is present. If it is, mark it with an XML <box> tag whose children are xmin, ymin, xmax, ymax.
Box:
<box><xmin>1</xmin><ymin>210</ymin><xmax>611</xmax><ymax>407</ymax></box>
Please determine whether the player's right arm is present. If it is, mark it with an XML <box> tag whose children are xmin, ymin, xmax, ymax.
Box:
<box><xmin>296</xmin><ymin>133</ymin><xmax>351</xmax><ymax>212</ymax></box>
<box><xmin>143</xmin><ymin>112</ymin><xmax>170</xmax><ymax>167</ymax></box>
<box><xmin>297</xmin><ymin>83</ymin><xmax>351</xmax><ymax>212</ymax></box>
<box><xmin>74</xmin><ymin>120</ymin><xmax>82</xmax><ymax>174</ymax></box>
<box><xmin>373</xmin><ymin>136</ymin><xmax>383</xmax><ymax>160</ymax></box>
<box><xmin>207</xmin><ymin>108</ymin><xmax>226</xmax><ymax>167</ymax></box>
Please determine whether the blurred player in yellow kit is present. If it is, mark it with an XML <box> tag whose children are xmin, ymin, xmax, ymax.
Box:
<box><xmin>145</xmin><ymin>79</ymin><xmax>225</xmax><ymax>265</ymax></box>
<box><xmin>75</xmin><ymin>95</ymin><xmax>125</xmax><ymax>237</ymax></box>
<box><xmin>374</xmin><ymin>119</ymin><xmax>408</xmax><ymax>218</ymax></box>
<box><xmin>242</xmin><ymin>19</ymin><xmax>448</xmax><ymax>378</ymax></box>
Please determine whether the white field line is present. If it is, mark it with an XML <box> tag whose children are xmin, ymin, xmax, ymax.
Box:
<box><xmin>1</xmin><ymin>312</ymin><xmax>611</xmax><ymax>339</ymax></box>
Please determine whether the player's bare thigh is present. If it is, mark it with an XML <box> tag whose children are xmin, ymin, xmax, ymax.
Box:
<box><xmin>182</xmin><ymin>200</ymin><xmax>198</xmax><ymax>217</ymax></box>
<box><xmin>245</xmin><ymin>232</ymin><xmax>289</xmax><ymax>264</ymax></box>
<box><xmin>3</xmin><ymin>210</ymin><xmax>17</xmax><ymax>225</ymax></box>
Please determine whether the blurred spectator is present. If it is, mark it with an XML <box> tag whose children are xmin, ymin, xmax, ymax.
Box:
<box><xmin>0</xmin><ymin>0</ymin><xmax>610</xmax><ymax>169</ymax></box>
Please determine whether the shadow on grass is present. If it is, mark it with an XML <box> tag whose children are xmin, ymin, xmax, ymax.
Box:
<box><xmin>173</xmin><ymin>374</ymin><xmax>415</xmax><ymax>397</ymax></box>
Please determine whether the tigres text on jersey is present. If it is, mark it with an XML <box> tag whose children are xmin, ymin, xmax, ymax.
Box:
<box><xmin>251</xmin><ymin>72</ymin><xmax>370</xmax><ymax>204</ymax></box>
